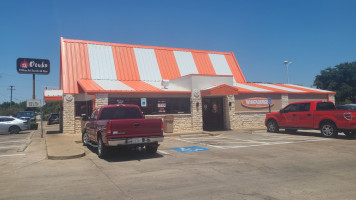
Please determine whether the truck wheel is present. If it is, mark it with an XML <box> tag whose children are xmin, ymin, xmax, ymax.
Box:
<box><xmin>97</xmin><ymin>136</ymin><xmax>108</xmax><ymax>158</ymax></box>
<box><xmin>267</xmin><ymin>120</ymin><xmax>279</xmax><ymax>133</ymax></box>
<box><xmin>82</xmin><ymin>131</ymin><xmax>89</xmax><ymax>146</ymax></box>
<box><xmin>146</xmin><ymin>144</ymin><xmax>158</xmax><ymax>154</ymax></box>
<box><xmin>343</xmin><ymin>131</ymin><xmax>355</xmax><ymax>139</ymax></box>
<box><xmin>320</xmin><ymin>123</ymin><xmax>337</xmax><ymax>138</ymax></box>
<box><xmin>9</xmin><ymin>126</ymin><xmax>20</xmax><ymax>134</ymax></box>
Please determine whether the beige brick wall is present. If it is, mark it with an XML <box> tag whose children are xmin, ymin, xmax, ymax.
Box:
<box><xmin>59</xmin><ymin>102</ymin><xmax>63</xmax><ymax>132</ymax></box>
<box><xmin>191</xmin><ymin>93</ymin><xmax>203</xmax><ymax>132</ymax></box>
<box><xmin>63</xmin><ymin>94</ymin><xmax>75</xmax><ymax>134</ymax></box>
<box><xmin>282</xmin><ymin>94</ymin><xmax>289</xmax><ymax>108</ymax></box>
<box><xmin>223</xmin><ymin>95</ymin><xmax>235</xmax><ymax>130</ymax></box>
<box><xmin>74</xmin><ymin>117</ymin><xmax>82</xmax><ymax>135</ymax></box>
<box><xmin>231</xmin><ymin>112</ymin><xmax>267</xmax><ymax>129</ymax></box>
<box><xmin>145</xmin><ymin>114</ymin><xmax>193</xmax><ymax>134</ymax></box>
<box><xmin>95</xmin><ymin>94</ymin><xmax>108</xmax><ymax>108</ymax></box>
<box><xmin>329</xmin><ymin>94</ymin><xmax>335</xmax><ymax>103</ymax></box>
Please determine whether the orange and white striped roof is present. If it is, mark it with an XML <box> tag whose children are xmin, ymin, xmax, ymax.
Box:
<box><xmin>234</xmin><ymin>83</ymin><xmax>335</xmax><ymax>94</ymax></box>
<box><xmin>59</xmin><ymin>38</ymin><xmax>334</xmax><ymax>95</ymax></box>
<box><xmin>60</xmin><ymin>38</ymin><xmax>246</xmax><ymax>94</ymax></box>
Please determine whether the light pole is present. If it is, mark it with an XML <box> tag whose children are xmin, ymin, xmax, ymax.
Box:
<box><xmin>284</xmin><ymin>61</ymin><xmax>292</xmax><ymax>84</ymax></box>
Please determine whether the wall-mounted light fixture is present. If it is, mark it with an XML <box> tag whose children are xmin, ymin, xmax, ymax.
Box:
<box><xmin>229</xmin><ymin>102</ymin><xmax>232</xmax><ymax>109</ymax></box>
<box><xmin>196</xmin><ymin>102</ymin><xmax>199</xmax><ymax>108</ymax></box>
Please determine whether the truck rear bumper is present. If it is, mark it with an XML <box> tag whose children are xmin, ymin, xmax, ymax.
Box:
<box><xmin>108</xmin><ymin>136</ymin><xmax>164</xmax><ymax>146</ymax></box>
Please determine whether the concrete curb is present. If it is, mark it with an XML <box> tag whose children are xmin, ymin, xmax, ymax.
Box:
<box><xmin>47</xmin><ymin>152</ymin><xmax>86</xmax><ymax>160</ymax></box>
<box><xmin>17</xmin><ymin>130</ymin><xmax>36</xmax><ymax>152</ymax></box>
<box><xmin>45</xmin><ymin>130</ymin><xmax>86</xmax><ymax>160</ymax></box>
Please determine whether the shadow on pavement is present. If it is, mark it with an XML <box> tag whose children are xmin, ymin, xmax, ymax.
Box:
<box><xmin>86</xmin><ymin>146</ymin><xmax>164</xmax><ymax>162</ymax></box>
<box><xmin>276</xmin><ymin>130</ymin><xmax>355</xmax><ymax>140</ymax></box>
<box><xmin>46</xmin><ymin>130</ymin><xmax>62</xmax><ymax>134</ymax></box>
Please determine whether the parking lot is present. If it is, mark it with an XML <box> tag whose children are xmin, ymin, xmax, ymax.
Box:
<box><xmin>176</xmin><ymin>131</ymin><xmax>330</xmax><ymax>150</ymax></box>
<box><xmin>0</xmin><ymin>130</ymin><xmax>32</xmax><ymax>158</ymax></box>
<box><xmin>1</xmin><ymin>129</ymin><xmax>356</xmax><ymax>200</ymax></box>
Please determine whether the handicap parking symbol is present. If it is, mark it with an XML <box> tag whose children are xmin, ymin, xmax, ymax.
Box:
<box><xmin>172</xmin><ymin>146</ymin><xmax>210</xmax><ymax>153</ymax></box>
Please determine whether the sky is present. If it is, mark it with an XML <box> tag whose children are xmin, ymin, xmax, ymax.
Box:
<box><xmin>0</xmin><ymin>0</ymin><xmax>356</xmax><ymax>104</ymax></box>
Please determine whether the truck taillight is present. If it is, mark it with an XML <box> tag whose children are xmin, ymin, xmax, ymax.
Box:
<box><xmin>161</xmin><ymin>120</ymin><xmax>163</xmax><ymax>132</ymax></box>
<box><xmin>344</xmin><ymin>112</ymin><xmax>352</xmax><ymax>120</ymax></box>
<box><xmin>107</xmin><ymin>121</ymin><xmax>112</xmax><ymax>135</ymax></box>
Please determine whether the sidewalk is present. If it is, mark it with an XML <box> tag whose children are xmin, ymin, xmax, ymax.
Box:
<box><xmin>45</xmin><ymin>125</ymin><xmax>85</xmax><ymax>160</ymax></box>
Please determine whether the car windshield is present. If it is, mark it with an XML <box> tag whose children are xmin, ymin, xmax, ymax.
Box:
<box><xmin>17</xmin><ymin>112</ymin><xmax>34</xmax><ymax>117</ymax></box>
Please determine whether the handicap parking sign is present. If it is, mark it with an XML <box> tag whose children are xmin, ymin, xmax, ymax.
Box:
<box><xmin>172</xmin><ymin>146</ymin><xmax>210</xmax><ymax>153</ymax></box>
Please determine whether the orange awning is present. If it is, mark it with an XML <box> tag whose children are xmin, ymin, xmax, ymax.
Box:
<box><xmin>201</xmin><ymin>84</ymin><xmax>239</xmax><ymax>96</ymax></box>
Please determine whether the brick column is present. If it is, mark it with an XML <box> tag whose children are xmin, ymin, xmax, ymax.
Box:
<box><xmin>191</xmin><ymin>89</ymin><xmax>203</xmax><ymax>132</ymax></box>
<box><xmin>223</xmin><ymin>95</ymin><xmax>235</xmax><ymax>130</ymax></box>
<box><xmin>328</xmin><ymin>94</ymin><xmax>335</xmax><ymax>103</ymax></box>
<box><xmin>95</xmin><ymin>94</ymin><xmax>108</xmax><ymax>108</ymax></box>
<box><xmin>59</xmin><ymin>102</ymin><xmax>63</xmax><ymax>132</ymax></box>
<box><xmin>63</xmin><ymin>94</ymin><xmax>75</xmax><ymax>134</ymax></box>
<box><xmin>281</xmin><ymin>94</ymin><xmax>289</xmax><ymax>108</ymax></box>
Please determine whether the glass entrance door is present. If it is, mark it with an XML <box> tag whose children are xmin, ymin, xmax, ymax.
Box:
<box><xmin>202</xmin><ymin>97</ymin><xmax>224</xmax><ymax>131</ymax></box>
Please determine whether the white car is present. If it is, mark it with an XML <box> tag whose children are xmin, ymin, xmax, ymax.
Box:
<box><xmin>0</xmin><ymin>116</ymin><xmax>29</xmax><ymax>134</ymax></box>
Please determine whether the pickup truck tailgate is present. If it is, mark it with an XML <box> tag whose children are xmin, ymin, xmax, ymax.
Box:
<box><xmin>109</xmin><ymin>118</ymin><xmax>162</xmax><ymax>137</ymax></box>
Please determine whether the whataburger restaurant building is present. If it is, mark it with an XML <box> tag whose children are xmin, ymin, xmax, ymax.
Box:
<box><xmin>44</xmin><ymin>38</ymin><xmax>335</xmax><ymax>134</ymax></box>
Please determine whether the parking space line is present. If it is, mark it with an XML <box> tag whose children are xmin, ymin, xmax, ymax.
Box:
<box><xmin>176</xmin><ymin>134</ymin><xmax>330</xmax><ymax>150</ymax></box>
<box><xmin>0</xmin><ymin>154</ymin><xmax>25</xmax><ymax>158</ymax></box>
<box><xmin>0</xmin><ymin>146</ymin><xmax>20</xmax><ymax>149</ymax></box>
<box><xmin>0</xmin><ymin>141</ymin><xmax>25</xmax><ymax>144</ymax></box>
<box><xmin>157</xmin><ymin>150</ymin><xmax>170</xmax><ymax>155</ymax></box>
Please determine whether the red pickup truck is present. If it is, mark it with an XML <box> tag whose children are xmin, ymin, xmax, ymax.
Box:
<box><xmin>82</xmin><ymin>104</ymin><xmax>164</xmax><ymax>158</ymax></box>
<box><xmin>265</xmin><ymin>101</ymin><xmax>356</xmax><ymax>138</ymax></box>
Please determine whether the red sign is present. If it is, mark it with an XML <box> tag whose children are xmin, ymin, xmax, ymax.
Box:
<box><xmin>241</xmin><ymin>97</ymin><xmax>273</xmax><ymax>108</ymax></box>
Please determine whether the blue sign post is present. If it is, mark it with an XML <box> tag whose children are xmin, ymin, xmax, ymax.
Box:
<box><xmin>268</xmin><ymin>97</ymin><xmax>271</xmax><ymax>112</ymax></box>
<box><xmin>141</xmin><ymin>98</ymin><xmax>147</xmax><ymax>107</ymax></box>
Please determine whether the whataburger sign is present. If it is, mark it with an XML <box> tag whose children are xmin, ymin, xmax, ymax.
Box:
<box><xmin>241</xmin><ymin>97</ymin><xmax>273</xmax><ymax>108</ymax></box>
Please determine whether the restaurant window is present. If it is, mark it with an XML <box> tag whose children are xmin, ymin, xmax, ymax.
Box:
<box><xmin>109</xmin><ymin>98</ymin><xmax>191</xmax><ymax>115</ymax></box>
<box><xmin>75</xmin><ymin>101</ymin><xmax>93</xmax><ymax>116</ymax></box>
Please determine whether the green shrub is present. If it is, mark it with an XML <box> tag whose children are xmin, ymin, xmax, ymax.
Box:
<box><xmin>30</xmin><ymin>122</ymin><xmax>38</xmax><ymax>130</ymax></box>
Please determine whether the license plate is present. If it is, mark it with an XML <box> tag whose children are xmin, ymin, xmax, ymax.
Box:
<box><xmin>131</xmin><ymin>138</ymin><xmax>142</xmax><ymax>144</ymax></box>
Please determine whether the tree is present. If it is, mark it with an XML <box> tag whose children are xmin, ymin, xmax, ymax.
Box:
<box><xmin>0</xmin><ymin>101</ymin><xmax>27</xmax><ymax>116</ymax></box>
<box><xmin>314</xmin><ymin>61</ymin><xmax>356</xmax><ymax>105</ymax></box>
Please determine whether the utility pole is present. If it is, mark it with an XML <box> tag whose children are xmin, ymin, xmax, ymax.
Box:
<box><xmin>8</xmin><ymin>85</ymin><xmax>15</xmax><ymax>107</ymax></box>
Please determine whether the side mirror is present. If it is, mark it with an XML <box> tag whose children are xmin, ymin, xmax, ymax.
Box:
<box><xmin>280</xmin><ymin>109</ymin><xmax>285</xmax><ymax>113</ymax></box>
<box><xmin>81</xmin><ymin>114</ymin><xmax>88</xmax><ymax>121</ymax></box>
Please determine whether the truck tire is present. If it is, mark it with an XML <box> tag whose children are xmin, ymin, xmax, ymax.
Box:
<box><xmin>320</xmin><ymin>122</ymin><xmax>338</xmax><ymax>138</ymax></box>
<box><xmin>98</xmin><ymin>136</ymin><xmax>108</xmax><ymax>158</ymax></box>
<box><xmin>146</xmin><ymin>144</ymin><xmax>158</xmax><ymax>154</ymax></box>
<box><xmin>82</xmin><ymin>131</ymin><xmax>89</xmax><ymax>146</ymax></box>
<box><xmin>267</xmin><ymin>120</ymin><xmax>279</xmax><ymax>133</ymax></box>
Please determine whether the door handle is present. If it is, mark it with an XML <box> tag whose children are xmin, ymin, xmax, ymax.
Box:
<box><xmin>307</xmin><ymin>114</ymin><xmax>311</xmax><ymax>117</ymax></box>
<box><xmin>133</xmin><ymin>123</ymin><xmax>140</xmax><ymax>126</ymax></box>
<box><xmin>292</xmin><ymin>114</ymin><xmax>296</xmax><ymax>117</ymax></box>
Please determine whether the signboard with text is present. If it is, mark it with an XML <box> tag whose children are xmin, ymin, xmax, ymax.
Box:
<box><xmin>27</xmin><ymin>99</ymin><xmax>41</xmax><ymax>108</ymax></box>
<box><xmin>241</xmin><ymin>97</ymin><xmax>274</xmax><ymax>108</ymax></box>
<box><xmin>17</xmin><ymin>58</ymin><xmax>50</xmax><ymax>74</ymax></box>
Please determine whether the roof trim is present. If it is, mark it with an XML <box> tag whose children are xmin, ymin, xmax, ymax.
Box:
<box><xmin>201</xmin><ymin>84</ymin><xmax>239</xmax><ymax>96</ymax></box>
<box><xmin>62</xmin><ymin>38</ymin><xmax>233</xmax><ymax>55</ymax></box>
